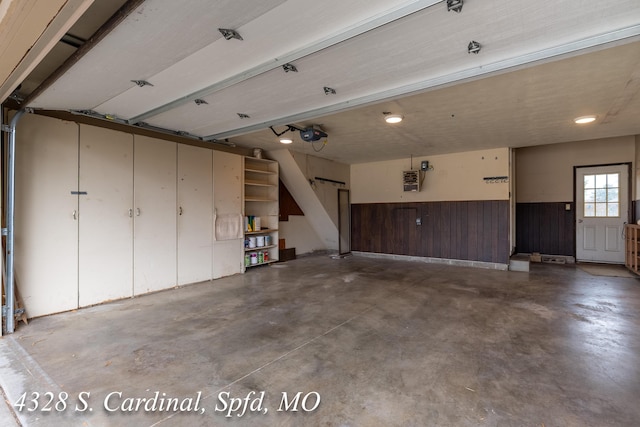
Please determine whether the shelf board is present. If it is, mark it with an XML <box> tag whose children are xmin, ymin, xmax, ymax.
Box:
<box><xmin>245</xmin><ymin>180</ymin><xmax>276</xmax><ymax>187</ymax></box>
<box><xmin>246</xmin><ymin>259</ymin><xmax>278</xmax><ymax>268</ymax></box>
<box><xmin>245</xmin><ymin>229</ymin><xmax>278</xmax><ymax>235</ymax></box>
<box><xmin>245</xmin><ymin>244</ymin><xmax>278</xmax><ymax>252</ymax></box>
<box><xmin>245</xmin><ymin>197</ymin><xmax>277</xmax><ymax>202</ymax></box>
<box><xmin>245</xmin><ymin>168</ymin><xmax>276</xmax><ymax>175</ymax></box>
<box><xmin>245</xmin><ymin>157</ymin><xmax>276</xmax><ymax>164</ymax></box>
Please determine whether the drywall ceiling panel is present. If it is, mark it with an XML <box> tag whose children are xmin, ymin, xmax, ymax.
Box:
<box><xmin>141</xmin><ymin>0</ymin><xmax>640</xmax><ymax>138</ymax></box>
<box><xmin>29</xmin><ymin>0</ymin><xmax>433</xmax><ymax>114</ymax></box>
<box><xmin>28</xmin><ymin>0</ymin><xmax>288</xmax><ymax>109</ymax></box>
<box><xmin>230</xmin><ymin>42</ymin><xmax>640</xmax><ymax>164</ymax></box>
<box><xmin>91</xmin><ymin>0</ymin><xmax>436</xmax><ymax>119</ymax></box>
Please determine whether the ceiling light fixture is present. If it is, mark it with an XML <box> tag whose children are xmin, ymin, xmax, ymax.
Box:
<box><xmin>447</xmin><ymin>0</ymin><xmax>463</xmax><ymax>13</ymax></box>
<box><xmin>279</xmin><ymin>137</ymin><xmax>293</xmax><ymax>144</ymax></box>
<box><xmin>468</xmin><ymin>41</ymin><xmax>481</xmax><ymax>54</ymax></box>
<box><xmin>574</xmin><ymin>115</ymin><xmax>597</xmax><ymax>124</ymax></box>
<box><xmin>384</xmin><ymin>113</ymin><xmax>403</xmax><ymax>124</ymax></box>
<box><xmin>218</xmin><ymin>28</ymin><xmax>243</xmax><ymax>40</ymax></box>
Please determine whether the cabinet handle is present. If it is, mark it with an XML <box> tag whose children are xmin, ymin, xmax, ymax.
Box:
<box><xmin>128</xmin><ymin>208</ymin><xmax>133</xmax><ymax>218</ymax></box>
<box><xmin>136</xmin><ymin>208</ymin><xmax>141</xmax><ymax>216</ymax></box>
<box><xmin>72</xmin><ymin>210</ymin><xmax>77</xmax><ymax>220</ymax></box>
<box><xmin>179</xmin><ymin>206</ymin><xmax>183</xmax><ymax>216</ymax></box>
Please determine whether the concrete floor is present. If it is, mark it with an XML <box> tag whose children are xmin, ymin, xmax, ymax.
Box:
<box><xmin>1</xmin><ymin>254</ymin><xmax>639</xmax><ymax>427</ymax></box>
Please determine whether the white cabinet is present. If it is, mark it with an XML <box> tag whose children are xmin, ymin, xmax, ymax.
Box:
<box><xmin>177</xmin><ymin>144</ymin><xmax>213</xmax><ymax>285</ymax></box>
<box><xmin>15</xmin><ymin>114</ymin><xmax>79</xmax><ymax>318</ymax></box>
<box><xmin>213</xmin><ymin>150</ymin><xmax>243</xmax><ymax>278</ymax></box>
<box><xmin>78</xmin><ymin>125</ymin><xmax>134</xmax><ymax>307</ymax></box>
<box><xmin>133</xmin><ymin>135</ymin><xmax>177</xmax><ymax>294</ymax></box>
<box><xmin>15</xmin><ymin>115</ymin><xmax>246</xmax><ymax>318</ymax></box>
<box><xmin>244</xmin><ymin>156</ymin><xmax>279</xmax><ymax>268</ymax></box>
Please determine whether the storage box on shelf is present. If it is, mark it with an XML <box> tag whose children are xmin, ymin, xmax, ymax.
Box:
<box><xmin>625</xmin><ymin>223</ymin><xmax>640</xmax><ymax>275</ymax></box>
<box><xmin>243</xmin><ymin>156</ymin><xmax>279</xmax><ymax>268</ymax></box>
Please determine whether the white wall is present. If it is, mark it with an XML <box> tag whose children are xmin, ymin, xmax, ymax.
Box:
<box><xmin>290</xmin><ymin>151</ymin><xmax>350</xmax><ymax>227</ymax></box>
<box><xmin>278</xmin><ymin>216</ymin><xmax>326</xmax><ymax>255</ymax></box>
<box><xmin>270</xmin><ymin>149</ymin><xmax>350</xmax><ymax>252</ymax></box>
<box><xmin>516</xmin><ymin>136</ymin><xmax>636</xmax><ymax>203</ymax></box>
<box><xmin>351</xmin><ymin>148</ymin><xmax>510</xmax><ymax>204</ymax></box>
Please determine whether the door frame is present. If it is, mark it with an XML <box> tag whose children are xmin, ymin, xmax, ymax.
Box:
<box><xmin>337</xmin><ymin>189</ymin><xmax>351</xmax><ymax>255</ymax></box>
<box><xmin>573</xmin><ymin>162</ymin><xmax>632</xmax><ymax>259</ymax></box>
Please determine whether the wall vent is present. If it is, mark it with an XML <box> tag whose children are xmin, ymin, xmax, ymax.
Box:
<box><xmin>403</xmin><ymin>170</ymin><xmax>420</xmax><ymax>192</ymax></box>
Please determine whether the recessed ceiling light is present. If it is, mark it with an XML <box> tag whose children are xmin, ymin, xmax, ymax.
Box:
<box><xmin>385</xmin><ymin>114</ymin><xmax>403</xmax><ymax>124</ymax></box>
<box><xmin>574</xmin><ymin>115</ymin><xmax>596</xmax><ymax>124</ymax></box>
<box><xmin>280</xmin><ymin>137</ymin><xmax>293</xmax><ymax>144</ymax></box>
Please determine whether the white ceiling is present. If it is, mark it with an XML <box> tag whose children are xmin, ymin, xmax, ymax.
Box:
<box><xmin>21</xmin><ymin>0</ymin><xmax>640</xmax><ymax>164</ymax></box>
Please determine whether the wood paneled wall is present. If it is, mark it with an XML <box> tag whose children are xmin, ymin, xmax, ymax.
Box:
<box><xmin>279</xmin><ymin>179</ymin><xmax>303</xmax><ymax>221</ymax></box>
<box><xmin>515</xmin><ymin>202</ymin><xmax>574</xmax><ymax>256</ymax></box>
<box><xmin>351</xmin><ymin>200</ymin><xmax>510</xmax><ymax>264</ymax></box>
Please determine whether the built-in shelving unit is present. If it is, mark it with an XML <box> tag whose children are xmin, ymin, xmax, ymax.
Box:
<box><xmin>625</xmin><ymin>224</ymin><xmax>640</xmax><ymax>275</ymax></box>
<box><xmin>243</xmin><ymin>156</ymin><xmax>279</xmax><ymax>269</ymax></box>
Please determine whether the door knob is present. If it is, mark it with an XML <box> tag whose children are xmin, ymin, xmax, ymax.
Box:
<box><xmin>578</xmin><ymin>219</ymin><xmax>583</xmax><ymax>223</ymax></box>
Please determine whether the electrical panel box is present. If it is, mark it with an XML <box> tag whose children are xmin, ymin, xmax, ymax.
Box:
<box><xmin>403</xmin><ymin>170</ymin><xmax>420</xmax><ymax>192</ymax></box>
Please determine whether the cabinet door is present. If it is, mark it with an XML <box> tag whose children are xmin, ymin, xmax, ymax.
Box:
<box><xmin>177</xmin><ymin>144</ymin><xmax>213</xmax><ymax>285</ymax></box>
<box><xmin>15</xmin><ymin>114</ymin><xmax>79</xmax><ymax>317</ymax></box>
<box><xmin>79</xmin><ymin>125</ymin><xmax>134</xmax><ymax>307</ymax></box>
<box><xmin>133</xmin><ymin>136</ymin><xmax>177</xmax><ymax>294</ymax></box>
<box><xmin>213</xmin><ymin>150</ymin><xmax>243</xmax><ymax>278</ymax></box>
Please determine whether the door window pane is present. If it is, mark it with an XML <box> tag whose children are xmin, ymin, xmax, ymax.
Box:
<box><xmin>584</xmin><ymin>175</ymin><xmax>595</xmax><ymax>189</ymax></box>
<box><xmin>583</xmin><ymin>172</ymin><xmax>620</xmax><ymax>217</ymax></box>
<box><xmin>585</xmin><ymin>203</ymin><xmax>595</xmax><ymax>217</ymax></box>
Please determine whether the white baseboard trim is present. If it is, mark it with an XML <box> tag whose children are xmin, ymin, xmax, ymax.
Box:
<box><xmin>352</xmin><ymin>251</ymin><xmax>509</xmax><ymax>271</ymax></box>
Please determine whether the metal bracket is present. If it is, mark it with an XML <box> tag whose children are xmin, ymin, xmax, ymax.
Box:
<box><xmin>1</xmin><ymin>228</ymin><xmax>7</xmax><ymax>236</ymax></box>
<box><xmin>1</xmin><ymin>124</ymin><xmax>11</xmax><ymax>133</ymax></box>
<box><xmin>1</xmin><ymin>305</ymin><xmax>7</xmax><ymax>317</ymax></box>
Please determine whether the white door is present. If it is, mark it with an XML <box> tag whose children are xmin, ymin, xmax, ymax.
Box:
<box><xmin>177</xmin><ymin>144</ymin><xmax>213</xmax><ymax>285</ymax></box>
<box><xmin>576</xmin><ymin>164</ymin><xmax>629</xmax><ymax>263</ymax></box>
<box><xmin>79</xmin><ymin>125</ymin><xmax>134</xmax><ymax>306</ymax></box>
<box><xmin>213</xmin><ymin>150</ymin><xmax>243</xmax><ymax>278</ymax></box>
<box><xmin>15</xmin><ymin>114</ymin><xmax>79</xmax><ymax>317</ymax></box>
<box><xmin>133</xmin><ymin>136</ymin><xmax>177</xmax><ymax>294</ymax></box>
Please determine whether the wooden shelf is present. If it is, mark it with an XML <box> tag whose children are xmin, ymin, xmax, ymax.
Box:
<box><xmin>245</xmin><ymin>197</ymin><xmax>277</xmax><ymax>202</ymax></box>
<box><xmin>625</xmin><ymin>224</ymin><xmax>640</xmax><ymax>275</ymax></box>
<box><xmin>245</xmin><ymin>229</ymin><xmax>278</xmax><ymax>235</ymax></box>
<box><xmin>245</xmin><ymin>167</ymin><xmax>276</xmax><ymax>175</ymax></box>
<box><xmin>243</xmin><ymin>156</ymin><xmax>279</xmax><ymax>272</ymax></box>
<box><xmin>246</xmin><ymin>259</ymin><xmax>278</xmax><ymax>268</ymax></box>
<box><xmin>245</xmin><ymin>180</ymin><xmax>276</xmax><ymax>187</ymax></box>
<box><xmin>245</xmin><ymin>244</ymin><xmax>278</xmax><ymax>252</ymax></box>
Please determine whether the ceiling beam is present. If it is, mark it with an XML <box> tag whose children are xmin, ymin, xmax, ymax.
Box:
<box><xmin>22</xmin><ymin>0</ymin><xmax>146</xmax><ymax>107</ymax></box>
<box><xmin>127</xmin><ymin>0</ymin><xmax>442</xmax><ymax>125</ymax></box>
<box><xmin>204</xmin><ymin>24</ymin><xmax>640</xmax><ymax>141</ymax></box>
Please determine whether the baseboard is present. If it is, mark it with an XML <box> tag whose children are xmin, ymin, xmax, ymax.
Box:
<box><xmin>352</xmin><ymin>251</ymin><xmax>509</xmax><ymax>271</ymax></box>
